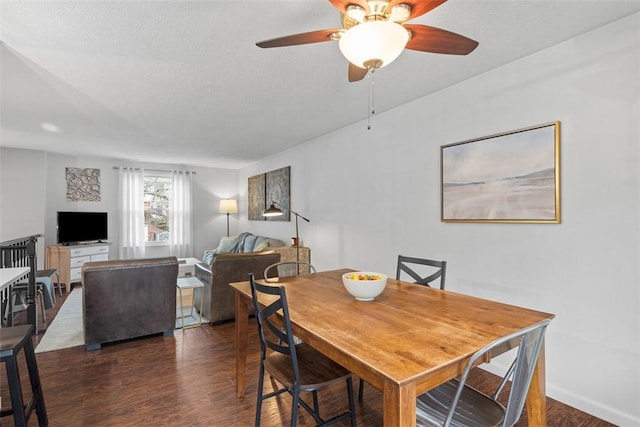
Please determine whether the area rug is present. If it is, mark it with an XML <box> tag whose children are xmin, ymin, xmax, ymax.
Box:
<box><xmin>34</xmin><ymin>287</ymin><xmax>207</xmax><ymax>353</ymax></box>
<box><xmin>35</xmin><ymin>287</ymin><xmax>84</xmax><ymax>353</ymax></box>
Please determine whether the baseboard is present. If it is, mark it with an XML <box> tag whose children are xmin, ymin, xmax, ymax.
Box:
<box><xmin>545</xmin><ymin>384</ymin><xmax>639</xmax><ymax>427</ymax></box>
<box><xmin>480</xmin><ymin>364</ymin><xmax>639</xmax><ymax>426</ymax></box>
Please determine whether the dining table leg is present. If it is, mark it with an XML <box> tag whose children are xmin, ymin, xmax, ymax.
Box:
<box><xmin>234</xmin><ymin>291</ymin><xmax>249</xmax><ymax>398</ymax></box>
<box><xmin>383</xmin><ymin>380</ymin><xmax>416</xmax><ymax>427</ymax></box>
<box><xmin>526</xmin><ymin>340</ymin><xmax>547</xmax><ymax>426</ymax></box>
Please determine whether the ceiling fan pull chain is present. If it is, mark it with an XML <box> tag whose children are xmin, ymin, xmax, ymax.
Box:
<box><xmin>367</xmin><ymin>70</ymin><xmax>376</xmax><ymax>130</ymax></box>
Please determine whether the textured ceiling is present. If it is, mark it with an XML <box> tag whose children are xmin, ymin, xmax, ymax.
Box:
<box><xmin>1</xmin><ymin>1</ymin><xmax>639</xmax><ymax>168</ymax></box>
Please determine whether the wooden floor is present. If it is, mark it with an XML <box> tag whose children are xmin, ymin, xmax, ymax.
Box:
<box><xmin>1</xmin><ymin>290</ymin><xmax>616</xmax><ymax>427</ymax></box>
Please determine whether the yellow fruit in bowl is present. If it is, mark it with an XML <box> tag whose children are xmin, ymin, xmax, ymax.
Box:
<box><xmin>347</xmin><ymin>273</ymin><xmax>383</xmax><ymax>281</ymax></box>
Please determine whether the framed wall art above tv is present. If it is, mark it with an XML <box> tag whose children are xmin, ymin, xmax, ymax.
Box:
<box><xmin>441</xmin><ymin>121</ymin><xmax>560</xmax><ymax>223</ymax></box>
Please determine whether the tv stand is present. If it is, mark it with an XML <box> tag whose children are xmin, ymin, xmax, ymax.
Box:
<box><xmin>46</xmin><ymin>243</ymin><xmax>111</xmax><ymax>289</ymax></box>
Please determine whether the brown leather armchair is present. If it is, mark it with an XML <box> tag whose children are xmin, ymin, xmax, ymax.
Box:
<box><xmin>194</xmin><ymin>251</ymin><xmax>280</xmax><ymax>324</ymax></box>
<box><xmin>81</xmin><ymin>257</ymin><xmax>178</xmax><ymax>351</ymax></box>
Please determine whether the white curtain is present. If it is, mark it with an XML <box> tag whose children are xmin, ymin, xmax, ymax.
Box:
<box><xmin>118</xmin><ymin>167</ymin><xmax>146</xmax><ymax>259</ymax></box>
<box><xmin>169</xmin><ymin>171</ymin><xmax>194</xmax><ymax>258</ymax></box>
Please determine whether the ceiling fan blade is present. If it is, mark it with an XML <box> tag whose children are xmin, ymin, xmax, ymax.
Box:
<box><xmin>389</xmin><ymin>0</ymin><xmax>447</xmax><ymax>21</ymax></box>
<box><xmin>329</xmin><ymin>0</ymin><xmax>370</xmax><ymax>14</ymax></box>
<box><xmin>256</xmin><ymin>29</ymin><xmax>340</xmax><ymax>48</ymax></box>
<box><xmin>348</xmin><ymin>62</ymin><xmax>368</xmax><ymax>82</ymax></box>
<box><xmin>404</xmin><ymin>24</ymin><xmax>478</xmax><ymax>55</ymax></box>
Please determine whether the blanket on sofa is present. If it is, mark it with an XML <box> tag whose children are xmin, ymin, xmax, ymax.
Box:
<box><xmin>228</xmin><ymin>232</ymin><xmax>253</xmax><ymax>253</ymax></box>
<box><xmin>202</xmin><ymin>232</ymin><xmax>285</xmax><ymax>265</ymax></box>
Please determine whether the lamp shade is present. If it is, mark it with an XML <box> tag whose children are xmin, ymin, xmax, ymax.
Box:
<box><xmin>338</xmin><ymin>21</ymin><xmax>409</xmax><ymax>69</ymax></box>
<box><xmin>219</xmin><ymin>199</ymin><xmax>238</xmax><ymax>214</ymax></box>
<box><xmin>263</xmin><ymin>202</ymin><xmax>284</xmax><ymax>217</ymax></box>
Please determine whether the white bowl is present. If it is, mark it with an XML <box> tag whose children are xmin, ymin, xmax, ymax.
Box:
<box><xmin>342</xmin><ymin>272</ymin><xmax>388</xmax><ymax>301</ymax></box>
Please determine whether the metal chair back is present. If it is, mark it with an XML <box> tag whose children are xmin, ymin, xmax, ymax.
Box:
<box><xmin>264</xmin><ymin>261</ymin><xmax>316</xmax><ymax>282</ymax></box>
<box><xmin>396</xmin><ymin>255</ymin><xmax>447</xmax><ymax>289</ymax></box>
<box><xmin>417</xmin><ymin>319</ymin><xmax>551</xmax><ymax>427</ymax></box>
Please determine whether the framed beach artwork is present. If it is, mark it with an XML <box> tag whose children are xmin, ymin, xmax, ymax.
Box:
<box><xmin>441</xmin><ymin>122</ymin><xmax>560</xmax><ymax>223</ymax></box>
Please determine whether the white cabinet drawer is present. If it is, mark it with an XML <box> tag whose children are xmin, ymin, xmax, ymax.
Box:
<box><xmin>70</xmin><ymin>244</ymin><xmax>109</xmax><ymax>257</ymax></box>
<box><xmin>70</xmin><ymin>267</ymin><xmax>82</xmax><ymax>282</ymax></box>
<box><xmin>92</xmin><ymin>245</ymin><xmax>109</xmax><ymax>255</ymax></box>
<box><xmin>70</xmin><ymin>247</ymin><xmax>92</xmax><ymax>257</ymax></box>
<box><xmin>70</xmin><ymin>255</ymin><xmax>91</xmax><ymax>268</ymax></box>
<box><xmin>91</xmin><ymin>253</ymin><xmax>109</xmax><ymax>262</ymax></box>
<box><xmin>69</xmin><ymin>247</ymin><xmax>84</xmax><ymax>257</ymax></box>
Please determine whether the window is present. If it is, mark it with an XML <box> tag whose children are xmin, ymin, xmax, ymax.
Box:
<box><xmin>144</xmin><ymin>175</ymin><xmax>171</xmax><ymax>243</ymax></box>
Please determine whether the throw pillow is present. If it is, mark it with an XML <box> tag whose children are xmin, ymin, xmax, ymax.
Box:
<box><xmin>217</xmin><ymin>236</ymin><xmax>236</xmax><ymax>254</ymax></box>
<box><xmin>243</xmin><ymin>235</ymin><xmax>258</xmax><ymax>252</ymax></box>
<box><xmin>266</xmin><ymin>238</ymin><xmax>285</xmax><ymax>248</ymax></box>
<box><xmin>254</xmin><ymin>240</ymin><xmax>269</xmax><ymax>252</ymax></box>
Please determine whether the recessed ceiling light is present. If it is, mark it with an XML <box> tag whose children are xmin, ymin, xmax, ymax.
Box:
<box><xmin>41</xmin><ymin>122</ymin><xmax>61</xmax><ymax>133</ymax></box>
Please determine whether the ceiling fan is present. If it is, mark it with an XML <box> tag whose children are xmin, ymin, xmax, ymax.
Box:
<box><xmin>256</xmin><ymin>0</ymin><xmax>479</xmax><ymax>82</ymax></box>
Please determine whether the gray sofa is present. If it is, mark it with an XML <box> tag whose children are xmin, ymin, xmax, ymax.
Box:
<box><xmin>192</xmin><ymin>232</ymin><xmax>311</xmax><ymax>324</ymax></box>
<box><xmin>81</xmin><ymin>257</ymin><xmax>178</xmax><ymax>351</ymax></box>
<box><xmin>194</xmin><ymin>251</ymin><xmax>281</xmax><ymax>324</ymax></box>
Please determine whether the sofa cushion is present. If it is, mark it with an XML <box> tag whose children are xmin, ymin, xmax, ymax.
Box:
<box><xmin>217</xmin><ymin>236</ymin><xmax>236</xmax><ymax>254</ymax></box>
<box><xmin>253</xmin><ymin>236</ymin><xmax>269</xmax><ymax>252</ymax></box>
<box><xmin>243</xmin><ymin>235</ymin><xmax>258</xmax><ymax>252</ymax></box>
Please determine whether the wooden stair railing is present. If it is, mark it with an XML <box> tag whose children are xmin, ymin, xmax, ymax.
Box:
<box><xmin>1</xmin><ymin>234</ymin><xmax>40</xmax><ymax>331</ymax></box>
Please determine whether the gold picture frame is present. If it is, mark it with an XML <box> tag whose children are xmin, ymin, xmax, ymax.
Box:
<box><xmin>441</xmin><ymin>122</ymin><xmax>560</xmax><ymax>223</ymax></box>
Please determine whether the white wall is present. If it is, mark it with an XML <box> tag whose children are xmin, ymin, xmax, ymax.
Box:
<box><xmin>0</xmin><ymin>147</ymin><xmax>47</xmax><ymax>265</ymax></box>
<box><xmin>0</xmin><ymin>149</ymin><xmax>238</xmax><ymax>263</ymax></box>
<box><xmin>238</xmin><ymin>15</ymin><xmax>640</xmax><ymax>426</ymax></box>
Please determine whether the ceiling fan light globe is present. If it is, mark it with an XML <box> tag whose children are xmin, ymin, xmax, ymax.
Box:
<box><xmin>338</xmin><ymin>21</ymin><xmax>409</xmax><ymax>69</ymax></box>
<box><xmin>389</xmin><ymin>4</ymin><xmax>411</xmax><ymax>22</ymax></box>
<box><xmin>345</xmin><ymin>5</ymin><xmax>366</xmax><ymax>23</ymax></box>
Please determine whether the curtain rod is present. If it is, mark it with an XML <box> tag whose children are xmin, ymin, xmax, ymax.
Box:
<box><xmin>112</xmin><ymin>166</ymin><xmax>196</xmax><ymax>174</ymax></box>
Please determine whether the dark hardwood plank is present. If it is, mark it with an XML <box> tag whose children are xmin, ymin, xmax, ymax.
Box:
<box><xmin>1</xmin><ymin>293</ymin><xmax>615</xmax><ymax>426</ymax></box>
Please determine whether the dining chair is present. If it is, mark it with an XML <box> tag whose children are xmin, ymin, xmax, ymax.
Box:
<box><xmin>396</xmin><ymin>255</ymin><xmax>447</xmax><ymax>289</ymax></box>
<box><xmin>264</xmin><ymin>261</ymin><xmax>317</xmax><ymax>282</ymax></box>
<box><xmin>264</xmin><ymin>261</ymin><xmax>317</xmax><ymax>345</ymax></box>
<box><xmin>359</xmin><ymin>255</ymin><xmax>448</xmax><ymax>401</ymax></box>
<box><xmin>416</xmin><ymin>319</ymin><xmax>551</xmax><ymax>427</ymax></box>
<box><xmin>249</xmin><ymin>274</ymin><xmax>356</xmax><ymax>427</ymax></box>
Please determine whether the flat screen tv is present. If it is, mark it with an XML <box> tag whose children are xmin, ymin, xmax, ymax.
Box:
<box><xmin>57</xmin><ymin>211</ymin><xmax>108</xmax><ymax>245</ymax></box>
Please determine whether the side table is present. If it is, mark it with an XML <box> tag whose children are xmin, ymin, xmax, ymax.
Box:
<box><xmin>177</xmin><ymin>257</ymin><xmax>201</xmax><ymax>278</ymax></box>
<box><xmin>176</xmin><ymin>277</ymin><xmax>205</xmax><ymax>328</ymax></box>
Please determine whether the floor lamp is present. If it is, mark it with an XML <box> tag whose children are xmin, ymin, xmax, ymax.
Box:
<box><xmin>219</xmin><ymin>199</ymin><xmax>238</xmax><ymax>237</ymax></box>
<box><xmin>263</xmin><ymin>201</ymin><xmax>310</xmax><ymax>274</ymax></box>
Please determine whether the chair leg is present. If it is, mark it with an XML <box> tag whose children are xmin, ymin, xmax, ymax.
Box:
<box><xmin>4</xmin><ymin>354</ymin><xmax>27</xmax><ymax>426</ymax></box>
<box><xmin>23</xmin><ymin>334</ymin><xmax>48</xmax><ymax>426</ymax></box>
<box><xmin>290</xmin><ymin>385</ymin><xmax>300</xmax><ymax>427</ymax></box>
<box><xmin>311</xmin><ymin>390</ymin><xmax>320</xmax><ymax>418</ymax></box>
<box><xmin>255</xmin><ymin>363</ymin><xmax>265</xmax><ymax>427</ymax></box>
<box><xmin>347</xmin><ymin>377</ymin><xmax>357</xmax><ymax>427</ymax></box>
<box><xmin>38</xmin><ymin>288</ymin><xmax>46</xmax><ymax>323</ymax></box>
<box><xmin>54</xmin><ymin>271</ymin><xmax>62</xmax><ymax>297</ymax></box>
<box><xmin>358</xmin><ymin>378</ymin><xmax>364</xmax><ymax>402</ymax></box>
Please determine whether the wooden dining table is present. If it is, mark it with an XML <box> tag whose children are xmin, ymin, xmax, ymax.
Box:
<box><xmin>231</xmin><ymin>269</ymin><xmax>555</xmax><ymax>427</ymax></box>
